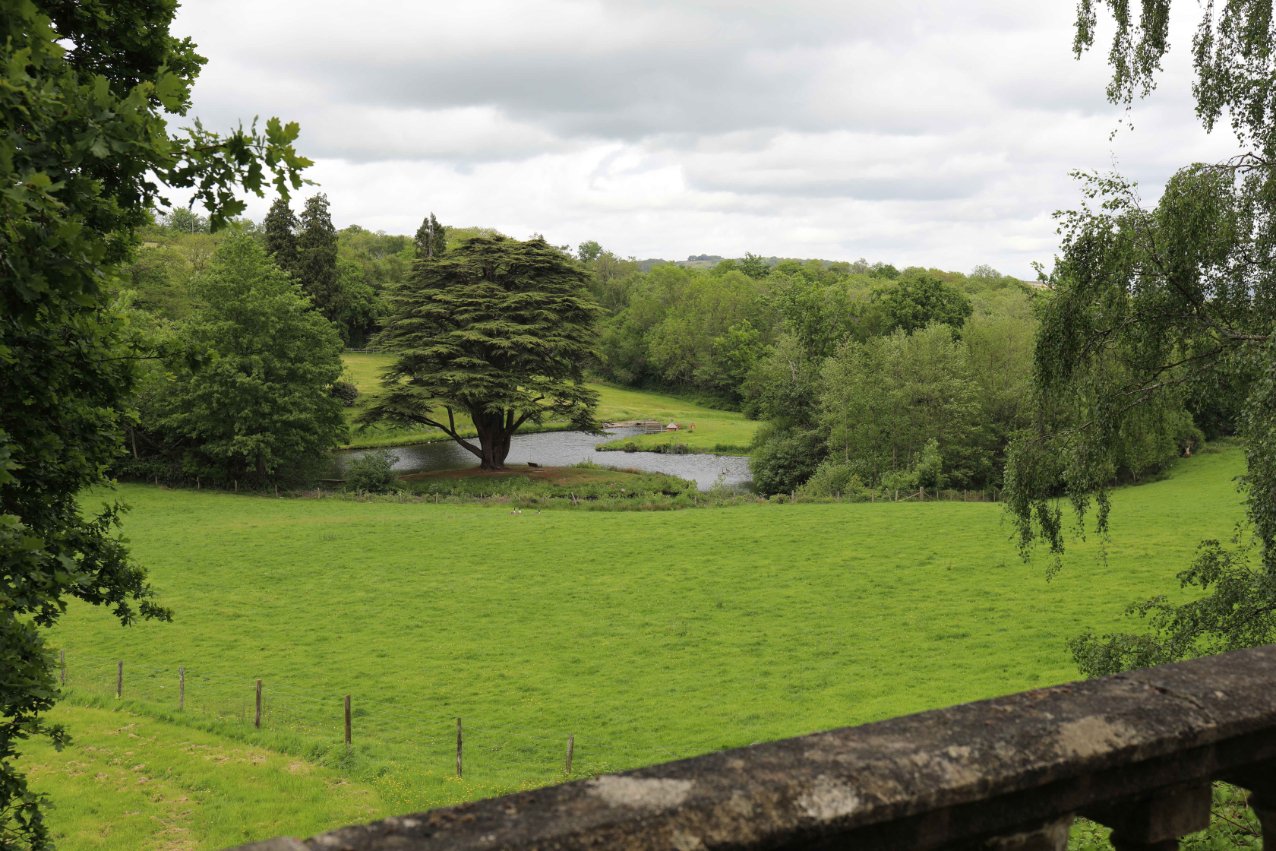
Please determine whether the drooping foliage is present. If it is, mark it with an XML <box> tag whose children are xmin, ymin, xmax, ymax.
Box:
<box><xmin>365</xmin><ymin>236</ymin><xmax>602</xmax><ymax>469</ymax></box>
<box><xmin>1007</xmin><ymin>0</ymin><xmax>1276</xmax><ymax>674</ymax></box>
<box><xmin>0</xmin><ymin>0</ymin><xmax>309</xmax><ymax>843</ymax></box>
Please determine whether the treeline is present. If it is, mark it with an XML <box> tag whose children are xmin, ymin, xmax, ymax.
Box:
<box><xmin>112</xmin><ymin>199</ymin><xmax>475</xmax><ymax>488</ymax></box>
<box><xmin>115</xmin><ymin>203</ymin><xmax>1206</xmax><ymax>498</ymax></box>
<box><xmin>575</xmin><ymin>248</ymin><xmax>1205</xmax><ymax>497</ymax></box>
<box><xmin>591</xmin><ymin>258</ymin><xmax>1045</xmax><ymax>495</ymax></box>
<box><xmin>124</xmin><ymin>200</ymin><xmax>476</xmax><ymax>346</ymax></box>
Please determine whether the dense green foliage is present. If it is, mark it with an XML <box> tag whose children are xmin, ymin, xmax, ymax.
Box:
<box><xmin>23</xmin><ymin>446</ymin><xmax>1246</xmax><ymax>848</ymax></box>
<box><xmin>123</xmin><ymin>235</ymin><xmax>347</xmax><ymax>487</ymax></box>
<box><xmin>816</xmin><ymin>325</ymin><xmax>985</xmax><ymax>494</ymax></box>
<box><xmin>1007</xmin><ymin>0</ymin><xmax>1276</xmax><ymax>675</ymax></box>
<box><xmin>262</xmin><ymin>197</ymin><xmax>300</xmax><ymax>277</ymax></box>
<box><xmin>875</xmin><ymin>274</ymin><xmax>973</xmax><ymax>335</ymax></box>
<box><xmin>413</xmin><ymin>213</ymin><xmax>446</xmax><ymax>261</ymax></box>
<box><xmin>749</xmin><ymin>275</ymin><xmax>1044</xmax><ymax>496</ymax></box>
<box><xmin>345</xmin><ymin>450</ymin><xmax>401</xmax><ymax>494</ymax></box>
<box><xmin>0</xmin><ymin>0</ymin><xmax>308</xmax><ymax>844</ymax></box>
<box><xmin>580</xmin><ymin>250</ymin><xmax>1062</xmax><ymax>497</ymax></box>
<box><xmin>365</xmin><ymin>236</ymin><xmax>602</xmax><ymax>469</ymax></box>
<box><xmin>295</xmin><ymin>194</ymin><xmax>339</xmax><ymax>323</ymax></box>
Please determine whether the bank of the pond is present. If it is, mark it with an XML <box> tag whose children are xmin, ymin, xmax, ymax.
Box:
<box><xmin>337</xmin><ymin>427</ymin><xmax>752</xmax><ymax>491</ymax></box>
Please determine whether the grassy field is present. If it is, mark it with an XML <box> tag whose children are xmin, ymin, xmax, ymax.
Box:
<box><xmin>25</xmin><ymin>445</ymin><xmax>1247</xmax><ymax>847</ymax></box>
<box><xmin>341</xmin><ymin>352</ymin><xmax>756</xmax><ymax>453</ymax></box>
<box><xmin>19</xmin><ymin>704</ymin><xmax>382</xmax><ymax>850</ymax></box>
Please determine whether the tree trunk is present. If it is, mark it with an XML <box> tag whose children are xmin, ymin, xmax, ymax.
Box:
<box><xmin>479</xmin><ymin>436</ymin><xmax>512</xmax><ymax>470</ymax></box>
<box><xmin>474</xmin><ymin>410</ymin><xmax>514</xmax><ymax>470</ymax></box>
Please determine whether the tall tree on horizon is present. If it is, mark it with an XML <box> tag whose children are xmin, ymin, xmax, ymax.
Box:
<box><xmin>263</xmin><ymin>196</ymin><xmax>299</xmax><ymax>276</ymax></box>
<box><xmin>414</xmin><ymin>212</ymin><xmax>447</xmax><ymax>261</ymax></box>
<box><xmin>296</xmin><ymin>193</ymin><xmax>340</xmax><ymax>322</ymax></box>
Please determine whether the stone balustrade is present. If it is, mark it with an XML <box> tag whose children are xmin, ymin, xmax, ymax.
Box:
<box><xmin>236</xmin><ymin>645</ymin><xmax>1276</xmax><ymax>850</ymax></box>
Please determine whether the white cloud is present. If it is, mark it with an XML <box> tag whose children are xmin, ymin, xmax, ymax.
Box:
<box><xmin>173</xmin><ymin>1</ymin><xmax>1244</xmax><ymax>277</ymax></box>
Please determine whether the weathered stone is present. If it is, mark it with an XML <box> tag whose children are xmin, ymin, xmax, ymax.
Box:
<box><xmin>981</xmin><ymin>816</ymin><xmax>1072</xmax><ymax>851</ymax></box>
<box><xmin>230</xmin><ymin>645</ymin><xmax>1276</xmax><ymax>850</ymax></box>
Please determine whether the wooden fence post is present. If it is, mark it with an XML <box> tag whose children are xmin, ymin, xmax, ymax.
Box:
<box><xmin>456</xmin><ymin>718</ymin><xmax>463</xmax><ymax>777</ymax></box>
<box><xmin>116</xmin><ymin>660</ymin><xmax>123</xmax><ymax>699</ymax></box>
<box><xmin>254</xmin><ymin>679</ymin><xmax>263</xmax><ymax>728</ymax></box>
<box><xmin>179</xmin><ymin>666</ymin><xmax>185</xmax><ymax>710</ymax></box>
<box><xmin>344</xmin><ymin>695</ymin><xmax>352</xmax><ymax>747</ymax></box>
<box><xmin>565</xmin><ymin>734</ymin><xmax>574</xmax><ymax>775</ymax></box>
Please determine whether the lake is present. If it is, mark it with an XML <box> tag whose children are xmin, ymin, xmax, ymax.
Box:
<box><xmin>337</xmin><ymin>427</ymin><xmax>751</xmax><ymax>490</ymax></box>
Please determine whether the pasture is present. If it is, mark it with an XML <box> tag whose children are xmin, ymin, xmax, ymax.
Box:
<box><xmin>26</xmin><ymin>445</ymin><xmax>1246</xmax><ymax>848</ymax></box>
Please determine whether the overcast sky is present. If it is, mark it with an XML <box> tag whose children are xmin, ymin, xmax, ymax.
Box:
<box><xmin>173</xmin><ymin>1</ymin><xmax>1240</xmax><ymax>278</ymax></box>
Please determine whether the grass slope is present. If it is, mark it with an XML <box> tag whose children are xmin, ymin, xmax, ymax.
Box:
<box><xmin>341</xmin><ymin>352</ymin><xmax>756</xmax><ymax>453</ymax></box>
<box><xmin>29</xmin><ymin>445</ymin><xmax>1245</xmax><ymax>847</ymax></box>
<box><xmin>21</xmin><ymin>704</ymin><xmax>381</xmax><ymax>850</ymax></box>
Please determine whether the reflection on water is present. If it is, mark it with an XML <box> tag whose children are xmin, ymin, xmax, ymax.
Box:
<box><xmin>337</xmin><ymin>428</ymin><xmax>751</xmax><ymax>491</ymax></box>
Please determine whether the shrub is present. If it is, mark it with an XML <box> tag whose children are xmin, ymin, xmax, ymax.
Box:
<box><xmin>331</xmin><ymin>380</ymin><xmax>359</xmax><ymax>407</ymax></box>
<box><xmin>799</xmin><ymin>461</ymin><xmax>866</xmax><ymax>498</ymax></box>
<box><xmin>345</xmin><ymin>449</ymin><xmax>400</xmax><ymax>493</ymax></box>
<box><xmin>749</xmin><ymin>426</ymin><xmax>824</xmax><ymax>495</ymax></box>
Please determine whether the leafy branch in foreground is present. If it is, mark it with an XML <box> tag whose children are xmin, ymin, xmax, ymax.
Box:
<box><xmin>1</xmin><ymin>1</ymin><xmax>310</xmax><ymax>845</ymax></box>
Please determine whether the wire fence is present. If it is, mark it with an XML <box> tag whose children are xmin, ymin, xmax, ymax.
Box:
<box><xmin>53</xmin><ymin>648</ymin><xmax>684</xmax><ymax>787</ymax></box>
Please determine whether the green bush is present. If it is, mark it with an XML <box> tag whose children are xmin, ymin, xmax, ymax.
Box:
<box><xmin>345</xmin><ymin>450</ymin><xmax>400</xmax><ymax>493</ymax></box>
<box><xmin>799</xmin><ymin>461</ymin><xmax>866</xmax><ymax>498</ymax></box>
<box><xmin>331</xmin><ymin>380</ymin><xmax>359</xmax><ymax>407</ymax></box>
<box><xmin>749</xmin><ymin>426</ymin><xmax>824</xmax><ymax>495</ymax></box>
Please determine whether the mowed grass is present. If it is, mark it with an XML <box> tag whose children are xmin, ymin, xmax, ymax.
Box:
<box><xmin>586</xmin><ymin>383</ymin><xmax>757</xmax><ymax>453</ymax></box>
<box><xmin>341</xmin><ymin>351</ymin><xmax>756</xmax><ymax>453</ymax></box>
<box><xmin>29</xmin><ymin>445</ymin><xmax>1245</xmax><ymax>847</ymax></box>
<box><xmin>20</xmin><ymin>704</ymin><xmax>382</xmax><ymax>850</ymax></box>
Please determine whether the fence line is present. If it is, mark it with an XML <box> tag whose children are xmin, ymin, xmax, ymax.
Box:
<box><xmin>53</xmin><ymin>649</ymin><xmax>630</xmax><ymax>782</ymax></box>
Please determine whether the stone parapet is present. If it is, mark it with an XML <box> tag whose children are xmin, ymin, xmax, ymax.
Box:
<box><xmin>234</xmin><ymin>645</ymin><xmax>1276</xmax><ymax>850</ymax></box>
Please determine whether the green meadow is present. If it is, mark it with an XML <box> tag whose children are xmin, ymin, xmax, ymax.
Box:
<box><xmin>19</xmin><ymin>705</ymin><xmax>381</xmax><ymax>850</ymax></box>
<box><xmin>22</xmin><ymin>445</ymin><xmax>1247</xmax><ymax>848</ymax></box>
<box><xmin>341</xmin><ymin>352</ymin><xmax>755</xmax><ymax>453</ymax></box>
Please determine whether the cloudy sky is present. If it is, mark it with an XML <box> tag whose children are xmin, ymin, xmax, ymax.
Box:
<box><xmin>173</xmin><ymin>1</ymin><xmax>1240</xmax><ymax>278</ymax></box>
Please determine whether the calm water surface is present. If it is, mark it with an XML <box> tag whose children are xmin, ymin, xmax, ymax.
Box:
<box><xmin>337</xmin><ymin>428</ymin><xmax>751</xmax><ymax>491</ymax></box>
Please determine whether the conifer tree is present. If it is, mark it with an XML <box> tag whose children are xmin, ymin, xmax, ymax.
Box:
<box><xmin>296</xmin><ymin>193</ymin><xmax>340</xmax><ymax>321</ymax></box>
<box><xmin>365</xmin><ymin>235</ymin><xmax>601</xmax><ymax>469</ymax></box>
<box><xmin>413</xmin><ymin>212</ymin><xmax>447</xmax><ymax>260</ymax></box>
<box><xmin>263</xmin><ymin>196</ymin><xmax>299</xmax><ymax>276</ymax></box>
